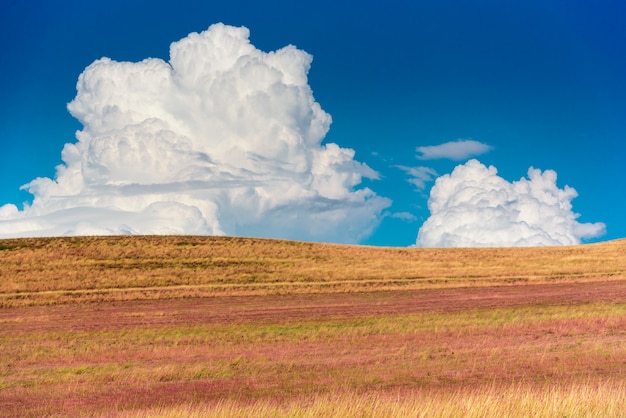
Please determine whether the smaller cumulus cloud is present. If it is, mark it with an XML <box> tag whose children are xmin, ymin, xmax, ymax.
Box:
<box><xmin>415</xmin><ymin>159</ymin><xmax>606</xmax><ymax>247</ymax></box>
<box><xmin>416</xmin><ymin>139</ymin><xmax>492</xmax><ymax>161</ymax></box>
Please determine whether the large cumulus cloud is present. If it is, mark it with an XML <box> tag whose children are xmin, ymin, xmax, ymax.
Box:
<box><xmin>415</xmin><ymin>159</ymin><xmax>605</xmax><ymax>247</ymax></box>
<box><xmin>0</xmin><ymin>23</ymin><xmax>389</xmax><ymax>243</ymax></box>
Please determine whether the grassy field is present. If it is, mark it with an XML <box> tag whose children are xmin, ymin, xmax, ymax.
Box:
<box><xmin>1</xmin><ymin>236</ymin><xmax>625</xmax><ymax>416</ymax></box>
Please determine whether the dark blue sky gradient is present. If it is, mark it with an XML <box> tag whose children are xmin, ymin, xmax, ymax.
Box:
<box><xmin>1</xmin><ymin>0</ymin><xmax>624</xmax><ymax>245</ymax></box>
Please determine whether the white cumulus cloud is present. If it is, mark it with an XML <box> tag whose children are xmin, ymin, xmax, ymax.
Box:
<box><xmin>0</xmin><ymin>23</ymin><xmax>390</xmax><ymax>243</ymax></box>
<box><xmin>416</xmin><ymin>139</ymin><xmax>492</xmax><ymax>160</ymax></box>
<box><xmin>415</xmin><ymin>159</ymin><xmax>606</xmax><ymax>247</ymax></box>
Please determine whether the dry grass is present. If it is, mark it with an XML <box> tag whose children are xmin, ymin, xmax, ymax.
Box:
<box><xmin>124</xmin><ymin>381</ymin><xmax>626</xmax><ymax>417</ymax></box>
<box><xmin>1</xmin><ymin>236</ymin><xmax>624</xmax><ymax>306</ymax></box>
<box><xmin>0</xmin><ymin>236</ymin><xmax>625</xmax><ymax>416</ymax></box>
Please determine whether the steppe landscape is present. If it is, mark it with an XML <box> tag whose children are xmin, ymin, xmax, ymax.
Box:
<box><xmin>1</xmin><ymin>236</ymin><xmax>625</xmax><ymax>416</ymax></box>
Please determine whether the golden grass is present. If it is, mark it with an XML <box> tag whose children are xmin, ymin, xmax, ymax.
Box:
<box><xmin>123</xmin><ymin>381</ymin><xmax>626</xmax><ymax>418</ymax></box>
<box><xmin>1</xmin><ymin>236</ymin><xmax>624</xmax><ymax>306</ymax></box>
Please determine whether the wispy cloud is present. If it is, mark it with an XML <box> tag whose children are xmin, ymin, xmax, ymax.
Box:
<box><xmin>390</xmin><ymin>211</ymin><xmax>418</xmax><ymax>222</ymax></box>
<box><xmin>416</xmin><ymin>139</ymin><xmax>492</xmax><ymax>160</ymax></box>
<box><xmin>395</xmin><ymin>165</ymin><xmax>438</xmax><ymax>191</ymax></box>
<box><xmin>415</xmin><ymin>159</ymin><xmax>606</xmax><ymax>247</ymax></box>
<box><xmin>0</xmin><ymin>24</ymin><xmax>390</xmax><ymax>243</ymax></box>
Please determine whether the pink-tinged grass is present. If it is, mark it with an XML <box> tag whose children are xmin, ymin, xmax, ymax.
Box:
<box><xmin>0</xmin><ymin>236</ymin><xmax>625</xmax><ymax>416</ymax></box>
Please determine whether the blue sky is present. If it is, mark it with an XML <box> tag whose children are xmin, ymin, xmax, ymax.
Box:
<box><xmin>0</xmin><ymin>0</ymin><xmax>624</xmax><ymax>246</ymax></box>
